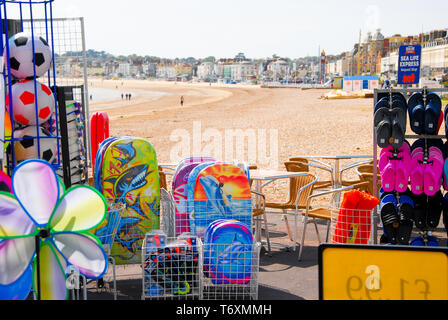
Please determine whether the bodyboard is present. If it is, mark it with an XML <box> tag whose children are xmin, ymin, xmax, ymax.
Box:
<box><xmin>101</xmin><ymin>137</ymin><xmax>160</xmax><ymax>264</ymax></box>
<box><xmin>192</xmin><ymin>163</ymin><xmax>252</xmax><ymax>239</ymax></box>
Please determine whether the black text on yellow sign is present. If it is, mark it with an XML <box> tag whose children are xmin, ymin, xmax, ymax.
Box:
<box><xmin>318</xmin><ymin>244</ymin><xmax>448</xmax><ymax>300</ymax></box>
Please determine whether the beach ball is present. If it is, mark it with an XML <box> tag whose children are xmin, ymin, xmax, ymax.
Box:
<box><xmin>0</xmin><ymin>262</ymin><xmax>32</xmax><ymax>300</ymax></box>
<box><xmin>14</xmin><ymin>126</ymin><xmax>58</xmax><ymax>164</ymax></box>
<box><xmin>4</xmin><ymin>111</ymin><xmax>12</xmax><ymax>151</ymax></box>
<box><xmin>6</xmin><ymin>80</ymin><xmax>55</xmax><ymax>126</ymax></box>
<box><xmin>4</xmin><ymin>32</ymin><xmax>52</xmax><ymax>79</ymax></box>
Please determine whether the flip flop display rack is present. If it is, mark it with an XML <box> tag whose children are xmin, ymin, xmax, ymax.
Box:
<box><xmin>373</xmin><ymin>87</ymin><xmax>448</xmax><ymax>246</ymax></box>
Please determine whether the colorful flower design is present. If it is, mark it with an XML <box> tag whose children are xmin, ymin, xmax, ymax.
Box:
<box><xmin>0</xmin><ymin>160</ymin><xmax>108</xmax><ymax>300</ymax></box>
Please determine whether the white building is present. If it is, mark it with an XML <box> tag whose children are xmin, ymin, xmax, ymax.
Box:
<box><xmin>156</xmin><ymin>64</ymin><xmax>176</xmax><ymax>79</ymax></box>
<box><xmin>197</xmin><ymin>62</ymin><xmax>215</xmax><ymax>80</ymax></box>
<box><xmin>117</xmin><ymin>63</ymin><xmax>131</xmax><ymax>77</ymax></box>
<box><xmin>267</xmin><ymin>59</ymin><xmax>289</xmax><ymax>80</ymax></box>
<box><xmin>230</xmin><ymin>61</ymin><xmax>255</xmax><ymax>82</ymax></box>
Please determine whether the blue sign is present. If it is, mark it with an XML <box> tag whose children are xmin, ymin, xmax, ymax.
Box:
<box><xmin>397</xmin><ymin>45</ymin><xmax>421</xmax><ymax>85</ymax></box>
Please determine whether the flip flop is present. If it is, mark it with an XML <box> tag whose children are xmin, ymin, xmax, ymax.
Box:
<box><xmin>380</xmin><ymin>193</ymin><xmax>399</xmax><ymax>244</ymax></box>
<box><xmin>442</xmin><ymin>193</ymin><xmax>448</xmax><ymax>235</ymax></box>
<box><xmin>444</xmin><ymin>104</ymin><xmax>448</xmax><ymax>139</ymax></box>
<box><xmin>374</xmin><ymin>97</ymin><xmax>389</xmax><ymax>113</ymax></box>
<box><xmin>410</xmin><ymin>236</ymin><xmax>425</xmax><ymax>246</ymax></box>
<box><xmin>394</xmin><ymin>159</ymin><xmax>409</xmax><ymax>193</ymax></box>
<box><xmin>426</xmin><ymin>235</ymin><xmax>439</xmax><ymax>247</ymax></box>
<box><xmin>408</xmin><ymin>92</ymin><xmax>425</xmax><ymax>134</ymax></box>
<box><xmin>379</xmin><ymin>146</ymin><xmax>393</xmax><ymax>173</ymax></box>
<box><xmin>376</xmin><ymin>119</ymin><xmax>392</xmax><ymax>148</ymax></box>
<box><xmin>425</xmin><ymin>93</ymin><xmax>442</xmax><ymax>135</ymax></box>
<box><xmin>413</xmin><ymin>193</ymin><xmax>428</xmax><ymax>230</ymax></box>
<box><xmin>423</xmin><ymin>153</ymin><xmax>443</xmax><ymax>196</ymax></box>
<box><xmin>391</xmin><ymin>114</ymin><xmax>405</xmax><ymax>149</ymax></box>
<box><xmin>427</xmin><ymin>191</ymin><xmax>443</xmax><ymax>229</ymax></box>
<box><xmin>410</xmin><ymin>151</ymin><xmax>424</xmax><ymax>195</ymax></box>
<box><xmin>380</xmin><ymin>161</ymin><xmax>395</xmax><ymax>192</ymax></box>
<box><xmin>397</xmin><ymin>195</ymin><xmax>414</xmax><ymax>245</ymax></box>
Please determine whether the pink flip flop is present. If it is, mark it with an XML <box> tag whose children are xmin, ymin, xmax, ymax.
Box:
<box><xmin>381</xmin><ymin>161</ymin><xmax>396</xmax><ymax>192</ymax></box>
<box><xmin>410</xmin><ymin>151</ymin><xmax>424</xmax><ymax>195</ymax></box>
<box><xmin>394</xmin><ymin>160</ymin><xmax>409</xmax><ymax>193</ymax></box>
<box><xmin>379</xmin><ymin>149</ymin><xmax>393</xmax><ymax>173</ymax></box>
<box><xmin>424</xmin><ymin>153</ymin><xmax>444</xmax><ymax>196</ymax></box>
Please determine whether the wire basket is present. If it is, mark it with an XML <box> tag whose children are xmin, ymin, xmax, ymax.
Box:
<box><xmin>171</xmin><ymin>198</ymin><xmax>254</xmax><ymax>240</ymax></box>
<box><xmin>330</xmin><ymin>205</ymin><xmax>375</xmax><ymax>245</ymax></box>
<box><xmin>142</xmin><ymin>233</ymin><xmax>201</xmax><ymax>300</ymax></box>
<box><xmin>200</xmin><ymin>240</ymin><xmax>260</xmax><ymax>300</ymax></box>
<box><xmin>95</xmin><ymin>202</ymin><xmax>125</xmax><ymax>255</ymax></box>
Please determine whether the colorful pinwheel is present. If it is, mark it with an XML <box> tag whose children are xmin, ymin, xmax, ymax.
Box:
<box><xmin>0</xmin><ymin>159</ymin><xmax>108</xmax><ymax>300</ymax></box>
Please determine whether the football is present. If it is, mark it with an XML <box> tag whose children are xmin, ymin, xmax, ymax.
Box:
<box><xmin>6</xmin><ymin>80</ymin><xmax>55</xmax><ymax>126</ymax></box>
<box><xmin>13</xmin><ymin>125</ymin><xmax>58</xmax><ymax>164</ymax></box>
<box><xmin>4</xmin><ymin>32</ymin><xmax>52</xmax><ymax>79</ymax></box>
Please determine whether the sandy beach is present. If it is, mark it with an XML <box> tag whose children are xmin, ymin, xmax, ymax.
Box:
<box><xmin>89</xmin><ymin>79</ymin><xmax>374</xmax><ymax>199</ymax></box>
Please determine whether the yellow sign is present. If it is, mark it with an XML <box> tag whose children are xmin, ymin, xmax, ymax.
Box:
<box><xmin>319</xmin><ymin>244</ymin><xmax>448</xmax><ymax>300</ymax></box>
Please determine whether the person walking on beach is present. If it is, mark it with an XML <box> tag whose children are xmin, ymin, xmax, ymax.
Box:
<box><xmin>125</xmin><ymin>93</ymin><xmax>129</xmax><ymax>100</ymax></box>
<box><xmin>180</xmin><ymin>96</ymin><xmax>184</xmax><ymax>106</ymax></box>
<box><xmin>121</xmin><ymin>93</ymin><xmax>124</xmax><ymax>100</ymax></box>
<box><xmin>129</xmin><ymin>93</ymin><xmax>132</xmax><ymax>100</ymax></box>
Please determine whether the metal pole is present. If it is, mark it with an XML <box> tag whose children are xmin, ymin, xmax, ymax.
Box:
<box><xmin>80</xmin><ymin>17</ymin><xmax>92</xmax><ymax>170</ymax></box>
<box><xmin>35</xmin><ymin>235</ymin><xmax>41</xmax><ymax>300</ymax></box>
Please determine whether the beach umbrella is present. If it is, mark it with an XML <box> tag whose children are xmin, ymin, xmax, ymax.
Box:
<box><xmin>0</xmin><ymin>159</ymin><xmax>108</xmax><ymax>300</ymax></box>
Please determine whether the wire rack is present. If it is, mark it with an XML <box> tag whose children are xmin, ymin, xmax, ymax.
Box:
<box><xmin>141</xmin><ymin>233</ymin><xmax>201</xmax><ymax>300</ymax></box>
<box><xmin>200</xmin><ymin>240</ymin><xmax>260</xmax><ymax>300</ymax></box>
<box><xmin>330</xmin><ymin>205</ymin><xmax>375</xmax><ymax>245</ymax></box>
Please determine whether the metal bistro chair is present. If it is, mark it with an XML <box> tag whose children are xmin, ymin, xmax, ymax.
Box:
<box><xmin>298</xmin><ymin>181</ymin><xmax>370</xmax><ymax>261</ymax></box>
<box><xmin>339</xmin><ymin>159</ymin><xmax>375</xmax><ymax>187</ymax></box>
<box><xmin>265</xmin><ymin>170</ymin><xmax>318</xmax><ymax>251</ymax></box>
<box><xmin>356</xmin><ymin>165</ymin><xmax>382</xmax><ymax>196</ymax></box>
<box><xmin>251</xmin><ymin>190</ymin><xmax>270</xmax><ymax>254</ymax></box>
<box><xmin>288</xmin><ymin>158</ymin><xmax>333</xmax><ymax>190</ymax></box>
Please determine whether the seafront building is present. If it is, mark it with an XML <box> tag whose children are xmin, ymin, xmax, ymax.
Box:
<box><xmin>53</xmin><ymin>26</ymin><xmax>448</xmax><ymax>84</ymax></box>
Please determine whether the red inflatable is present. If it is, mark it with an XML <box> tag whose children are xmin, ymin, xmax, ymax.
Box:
<box><xmin>91</xmin><ymin>111</ymin><xmax>109</xmax><ymax>172</ymax></box>
<box><xmin>332</xmin><ymin>189</ymin><xmax>379</xmax><ymax>244</ymax></box>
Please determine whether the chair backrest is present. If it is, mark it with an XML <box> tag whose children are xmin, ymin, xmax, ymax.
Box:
<box><xmin>358</xmin><ymin>173</ymin><xmax>381</xmax><ymax>196</ymax></box>
<box><xmin>158</xmin><ymin>166</ymin><xmax>168</xmax><ymax>190</ymax></box>
<box><xmin>287</xmin><ymin>158</ymin><xmax>309</xmax><ymax>172</ymax></box>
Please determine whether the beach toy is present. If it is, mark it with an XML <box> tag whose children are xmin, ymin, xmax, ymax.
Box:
<box><xmin>101</xmin><ymin>137</ymin><xmax>160</xmax><ymax>265</ymax></box>
<box><xmin>408</xmin><ymin>92</ymin><xmax>425</xmax><ymax>134</ymax></box>
<box><xmin>0</xmin><ymin>159</ymin><xmax>108</xmax><ymax>300</ymax></box>
<box><xmin>6</xmin><ymin>80</ymin><xmax>55</xmax><ymax>126</ymax></box>
<box><xmin>350</xmin><ymin>191</ymin><xmax>378</xmax><ymax>244</ymax></box>
<box><xmin>4</xmin><ymin>32</ymin><xmax>52</xmax><ymax>80</ymax></box>
<box><xmin>332</xmin><ymin>190</ymin><xmax>360</xmax><ymax>244</ymax></box>
<box><xmin>93</xmin><ymin>136</ymin><xmax>123</xmax><ymax>191</ymax></box>
<box><xmin>0</xmin><ymin>263</ymin><xmax>32</xmax><ymax>300</ymax></box>
<box><xmin>0</xmin><ymin>170</ymin><xmax>12</xmax><ymax>193</ymax></box>
<box><xmin>173</xmin><ymin>157</ymin><xmax>216</xmax><ymax>178</ymax></box>
<box><xmin>191</xmin><ymin>163</ymin><xmax>252</xmax><ymax>239</ymax></box>
<box><xmin>424</xmin><ymin>93</ymin><xmax>442</xmax><ymax>135</ymax></box>
<box><xmin>204</xmin><ymin>220</ymin><xmax>253</xmax><ymax>285</ymax></box>
<box><xmin>4</xmin><ymin>111</ymin><xmax>12</xmax><ymax>151</ymax></box>
<box><xmin>13</xmin><ymin>125</ymin><xmax>57</xmax><ymax>164</ymax></box>
<box><xmin>91</xmin><ymin>111</ymin><xmax>110</xmax><ymax>173</ymax></box>
<box><xmin>186</xmin><ymin>161</ymin><xmax>216</xmax><ymax>236</ymax></box>
<box><xmin>172</xmin><ymin>163</ymin><xmax>200</xmax><ymax>235</ymax></box>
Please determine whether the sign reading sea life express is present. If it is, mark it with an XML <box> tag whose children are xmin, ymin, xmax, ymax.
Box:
<box><xmin>397</xmin><ymin>45</ymin><xmax>421</xmax><ymax>85</ymax></box>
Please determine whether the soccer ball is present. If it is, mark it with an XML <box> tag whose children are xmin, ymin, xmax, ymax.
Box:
<box><xmin>6</xmin><ymin>80</ymin><xmax>55</xmax><ymax>126</ymax></box>
<box><xmin>4</xmin><ymin>32</ymin><xmax>52</xmax><ymax>79</ymax></box>
<box><xmin>13</xmin><ymin>126</ymin><xmax>58</xmax><ymax>164</ymax></box>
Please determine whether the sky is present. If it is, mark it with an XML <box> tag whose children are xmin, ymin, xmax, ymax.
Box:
<box><xmin>40</xmin><ymin>0</ymin><xmax>448</xmax><ymax>59</ymax></box>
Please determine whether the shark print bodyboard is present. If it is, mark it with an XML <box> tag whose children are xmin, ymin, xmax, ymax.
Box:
<box><xmin>101</xmin><ymin>137</ymin><xmax>160</xmax><ymax>264</ymax></box>
<box><xmin>191</xmin><ymin>163</ymin><xmax>252</xmax><ymax>239</ymax></box>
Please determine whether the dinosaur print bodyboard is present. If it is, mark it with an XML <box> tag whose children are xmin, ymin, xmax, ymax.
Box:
<box><xmin>101</xmin><ymin>137</ymin><xmax>160</xmax><ymax>264</ymax></box>
<box><xmin>191</xmin><ymin>163</ymin><xmax>252</xmax><ymax>239</ymax></box>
